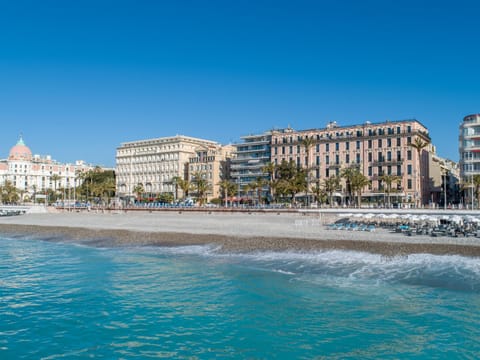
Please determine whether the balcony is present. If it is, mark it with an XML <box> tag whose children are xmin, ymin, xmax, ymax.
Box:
<box><xmin>371</xmin><ymin>159</ymin><xmax>404</xmax><ymax>166</ymax></box>
<box><xmin>287</xmin><ymin>129</ymin><xmax>431</xmax><ymax>144</ymax></box>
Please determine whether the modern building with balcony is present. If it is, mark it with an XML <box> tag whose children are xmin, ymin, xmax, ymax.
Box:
<box><xmin>459</xmin><ymin>114</ymin><xmax>480</xmax><ymax>207</ymax></box>
<box><xmin>270</xmin><ymin>119</ymin><xmax>432</xmax><ymax>206</ymax></box>
<box><xmin>230</xmin><ymin>131</ymin><xmax>272</xmax><ymax>202</ymax></box>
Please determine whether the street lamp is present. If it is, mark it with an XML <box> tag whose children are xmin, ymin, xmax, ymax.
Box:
<box><xmin>443</xmin><ymin>169</ymin><xmax>447</xmax><ymax>210</ymax></box>
<box><xmin>471</xmin><ymin>174</ymin><xmax>474</xmax><ymax>210</ymax></box>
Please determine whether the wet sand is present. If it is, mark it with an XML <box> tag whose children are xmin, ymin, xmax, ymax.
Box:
<box><xmin>1</xmin><ymin>212</ymin><xmax>480</xmax><ymax>257</ymax></box>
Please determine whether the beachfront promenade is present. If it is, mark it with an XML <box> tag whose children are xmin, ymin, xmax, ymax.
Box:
<box><xmin>1</xmin><ymin>209</ymin><xmax>480</xmax><ymax>257</ymax></box>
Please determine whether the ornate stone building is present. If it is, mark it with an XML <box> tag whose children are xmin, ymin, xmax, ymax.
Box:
<box><xmin>115</xmin><ymin>135</ymin><xmax>231</xmax><ymax>202</ymax></box>
<box><xmin>0</xmin><ymin>136</ymin><xmax>94</xmax><ymax>201</ymax></box>
<box><xmin>270</xmin><ymin>120</ymin><xmax>432</xmax><ymax>206</ymax></box>
<box><xmin>188</xmin><ymin>144</ymin><xmax>234</xmax><ymax>201</ymax></box>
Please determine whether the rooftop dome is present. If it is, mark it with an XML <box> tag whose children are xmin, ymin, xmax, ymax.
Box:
<box><xmin>9</xmin><ymin>136</ymin><xmax>32</xmax><ymax>161</ymax></box>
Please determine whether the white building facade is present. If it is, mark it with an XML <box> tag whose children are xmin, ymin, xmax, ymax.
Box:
<box><xmin>0</xmin><ymin>137</ymin><xmax>94</xmax><ymax>200</ymax></box>
<box><xmin>115</xmin><ymin>135</ymin><xmax>222</xmax><ymax>200</ymax></box>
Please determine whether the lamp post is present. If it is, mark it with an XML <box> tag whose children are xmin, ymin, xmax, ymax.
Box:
<box><xmin>471</xmin><ymin>174</ymin><xmax>474</xmax><ymax>210</ymax></box>
<box><xmin>443</xmin><ymin>169</ymin><xmax>447</xmax><ymax>210</ymax></box>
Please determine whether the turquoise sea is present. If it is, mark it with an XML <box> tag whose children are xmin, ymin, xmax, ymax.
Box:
<box><xmin>1</xmin><ymin>234</ymin><xmax>480</xmax><ymax>359</ymax></box>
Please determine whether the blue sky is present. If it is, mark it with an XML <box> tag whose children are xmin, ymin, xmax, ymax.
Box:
<box><xmin>0</xmin><ymin>0</ymin><xmax>478</xmax><ymax>167</ymax></box>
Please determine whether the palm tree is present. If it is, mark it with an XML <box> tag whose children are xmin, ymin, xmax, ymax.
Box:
<box><xmin>350</xmin><ymin>171</ymin><xmax>370</xmax><ymax>207</ymax></box>
<box><xmin>340</xmin><ymin>166</ymin><xmax>358</xmax><ymax>206</ymax></box>
<box><xmin>275</xmin><ymin>159</ymin><xmax>306</xmax><ymax>205</ymax></box>
<box><xmin>379</xmin><ymin>174</ymin><xmax>401</xmax><ymax>207</ymax></box>
<box><xmin>176</xmin><ymin>178</ymin><xmax>192</xmax><ymax>201</ymax></box>
<box><xmin>50</xmin><ymin>174</ymin><xmax>61</xmax><ymax>200</ymax></box>
<box><xmin>301</xmin><ymin>137</ymin><xmax>316</xmax><ymax>206</ymax></box>
<box><xmin>261</xmin><ymin>162</ymin><xmax>276</xmax><ymax>202</ymax></box>
<box><xmin>133</xmin><ymin>184</ymin><xmax>144</xmax><ymax>202</ymax></box>
<box><xmin>218</xmin><ymin>179</ymin><xmax>236</xmax><ymax>207</ymax></box>
<box><xmin>323</xmin><ymin>175</ymin><xmax>341</xmax><ymax>207</ymax></box>
<box><xmin>473</xmin><ymin>175</ymin><xmax>480</xmax><ymax>209</ymax></box>
<box><xmin>249</xmin><ymin>177</ymin><xmax>267</xmax><ymax>205</ymax></box>
<box><xmin>171</xmin><ymin>176</ymin><xmax>182</xmax><ymax>202</ymax></box>
<box><xmin>311</xmin><ymin>181</ymin><xmax>327</xmax><ymax>206</ymax></box>
<box><xmin>191</xmin><ymin>171</ymin><xmax>211</xmax><ymax>205</ymax></box>
<box><xmin>74</xmin><ymin>169</ymin><xmax>86</xmax><ymax>202</ymax></box>
<box><xmin>409</xmin><ymin>137</ymin><xmax>430</xmax><ymax>207</ymax></box>
<box><xmin>290</xmin><ymin>169</ymin><xmax>307</xmax><ymax>205</ymax></box>
<box><xmin>98</xmin><ymin>177</ymin><xmax>116</xmax><ymax>207</ymax></box>
<box><xmin>31</xmin><ymin>184</ymin><xmax>37</xmax><ymax>204</ymax></box>
<box><xmin>0</xmin><ymin>180</ymin><xmax>19</xmax><ymax>204</ymax></box>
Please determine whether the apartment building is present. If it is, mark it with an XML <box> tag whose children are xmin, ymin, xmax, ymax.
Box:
<box><xmin>429</xmin><ymin>153</ymin><xmax>460</xmax><ymax>207</ymax></box>
<box><xmin>459</xmin><ymin>114</ymin><xmax>480</xmax><ymax>207</ymax></box>
<box><xmin>270</xmin><ymin>120</ymin><xmax>432</xmax><ymax>206</ymax></box>
<box><xmin>230</xmin><ymin>131</ymin><xmax>272</xmax><ymax>201</ymax></box>
<box><xmin>187</xmin><ymin>144</ymin><xmax>234</xmax><ymax>201</ymax></box>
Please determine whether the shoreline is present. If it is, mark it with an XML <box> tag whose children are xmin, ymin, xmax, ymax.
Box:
<box><xmin>1</xmin><ymin>212</ymin><xmax>480</xmax><ymax>257</ymax></box>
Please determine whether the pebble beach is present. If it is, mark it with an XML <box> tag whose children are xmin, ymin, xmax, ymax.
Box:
<box><xmin>1</xmin><ymin>211</ymin><xmax>480</xmax><ymax>257</ymax></box>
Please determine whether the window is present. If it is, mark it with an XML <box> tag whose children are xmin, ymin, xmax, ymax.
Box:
<box><xmin>356</xmin><ymin>140</ymin><xmax>361</xmax><ymax>149</ymax></box>
<box><xmin>346</xmin><ymin>154</ymin><xmax>350</xmax><ymax>164</ymax></box>
<box><xmin>274</xmin><ymin>147</ymin><xmax>278</xmax><ymax>155</ymax></box>
<box><xmin>397</xmin><ymin>165</ymin><xmax>401</xmax><ymax>176</ymax></box>
<box><xmin>346</xmin><ymin>142</ymin><xmax>350</xmax><ymax>150</ymax></box>
<box><xmin>387</xmin><ymin>151</ymin><xmax>392</xmax><ymax>161</ymax></box>
<box><xmin>407</xmin><ymin>136</ymin><xmax>412</xmax><ymax>144</ymax></box>
<box><xmin>368</xmin><ymin>140</ymin><xmax>372</xmax><ymax>149</ymax></box>
<box><xmin>335</xmin><ymin>155</ymin><xmax>339</xmax><ymax>164</ymax></box>
<box><xmin>407</xmin><ymin>179</ymin><xmax>412</xmax><ymax>189</ymax></box>
<box><xmin>326</xmin><ymin>155</ymin><xmax>329</xmax><ymax>164</ymax></box>
<box><xmin>378</xmin><ymin>152</ymin><xmax>383</xmax><ymax>162</ymax></box>
<box><xmin>387</xmin><ymin>166</ymin><xmax>392</xmax><ymax>175</ymax></box>
<box><xmin>407</xmin><ymin>164</ymin><xmax>412</xmax><ymax>175</ymax></box>
<box><xmin>326</xmin><ymin>168</ymin><xmax>330</xmax><ymax>177</ymax></box>
<box><xmin>387</xmin><ymin>138</ymin><xmax>391</xmax><ymax>147</ymax></box>
<box><xmin>282</xmin><ymin>146</ymin><xmax>285</xmax><ymax>155</ymax></box>
<box><xmin>397</xmin><ymin>126</ymin><xmax>401</xmax><ymax>134</ymax></box>
<box><xmin>316</xmin><ymin>144</ymin><xmax>320</xmax><ymax>152</ymax></box>
<box><xmin>378</xmin><ymin>139</ymin><xmax>382</xmax><ymax>148</ymax></box>
<box><xmin>326</xmin><ymin>143</ymin><xmax>330</xmax><ymax>152</ymax></box>
<box><xmin>407</xmin><ymin>126</ymin><xmax>412</xmax><ymax>133</ymax></box>
<box><xmin>316</xmin><ymin>156</ymin><xmax>320</xmax><ymax>165</ymax></box>
<box><xmin>356</xmin><ymin>154</ymin><xmax>361</xmax><ymax>164</ymax></box>
<box><xmin>335</xmin><ymin>143</ymin><xmax>339</xmax><ymax>151</ymax></box>
<box><xmin>407</xmin><ymin>150</ymin><xmax>412</xmax><ymax>160</ymax></box>
<box><xmin>368</xmin><ymin>153</ymin><xmax>372</xmax><ymax>162</ymax></box>
<box><xmin>289</xmin><ymin>146</ymin><xmax>293</xmax><ymax>154</ymax></box>
<box><xmin>368</xmin><ymin>167</ymin><xmax>372</xmax><ymax>176</ymax></box>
